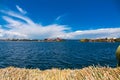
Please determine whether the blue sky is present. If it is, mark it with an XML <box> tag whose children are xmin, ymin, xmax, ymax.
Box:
<box><xmin>0</xmin><ymin>0</ymin><xmax>120</xmax><ymax>39</ymax></box>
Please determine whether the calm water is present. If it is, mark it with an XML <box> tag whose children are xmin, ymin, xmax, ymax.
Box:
<box><xmin>0</xmin><ymin>41</ymin><xmax>119</xmax><ymax>70</ymax></box>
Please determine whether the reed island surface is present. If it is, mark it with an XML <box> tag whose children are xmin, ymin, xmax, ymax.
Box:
<box><xmin>0</xmin><ymin>66</ymin><xmax>120</xmax><ymax>80</ymax></box>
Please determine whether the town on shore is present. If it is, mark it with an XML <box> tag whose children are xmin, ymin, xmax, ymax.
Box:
<box><xmin>0</xmin><ymin>37</ymin><xmax>120</xmax><ymax>42</ymax></box>
<box><xmin>0</xmin><ymin>37</ymin><xmax>64</xmax><ymax>42</ymax></box>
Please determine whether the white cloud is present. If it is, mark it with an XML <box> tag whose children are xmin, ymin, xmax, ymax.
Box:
<box><xmin>68</xmin><ymin>28</ymin><xmax>120</xmax><ymax>39</ymax></box>
<box><xmin>0</xmin><ymin>6</ymin><xmax>120</xmax><ymax>39</ymax></box>
<box><xmin>1</xmin><ymin>10</ymin><xmax>34</xmax><ymax>25</ymax></box>
<box><xmin>2</xmin><ymin>16</ymin><xmax>23</xmax><ymax>28</ymax></box>
<box><xmin>0</xmin><ymin>9</ymin><xmax>71</xmax><ymax>39</ymax></box>
<box><xmin>16</xmin><ymin>5</ymin><xmax>27</xmax><ymax>14</ymax></box>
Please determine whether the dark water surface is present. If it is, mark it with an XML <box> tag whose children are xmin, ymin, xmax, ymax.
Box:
<box><xmin>0</xmin><ymin>41</ymin><xmax>119</xmax><ymax>70</ymax></box>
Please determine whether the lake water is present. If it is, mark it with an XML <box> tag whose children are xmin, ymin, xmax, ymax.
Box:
<box><xmin>0</xmin><ymin>41</ymin><xmax>119</xmax><ymax>70</ymax></box>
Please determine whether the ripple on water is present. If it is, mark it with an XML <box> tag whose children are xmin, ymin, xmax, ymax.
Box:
<box><xmin>0</xmin><ymin>41</ymin><xmax>119</xmax><ymax>69</ymax></box>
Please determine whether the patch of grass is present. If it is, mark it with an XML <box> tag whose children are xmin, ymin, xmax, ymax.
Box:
<box><xmin>0</xmin><ymin>66</ymin><xmax>120</xmax><ymax>80</ymax></box>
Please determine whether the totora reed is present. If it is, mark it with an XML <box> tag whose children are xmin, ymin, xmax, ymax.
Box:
<box><xmin>0</xmin><ymin>66</ymin><xmax>120</xmax><ymax>80</ymax></box>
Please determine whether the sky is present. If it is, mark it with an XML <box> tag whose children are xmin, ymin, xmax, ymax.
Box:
<box><xmin>0</xmin><ymin>0</ymin><xmax>120</xmax><ymax>39</ymax></box>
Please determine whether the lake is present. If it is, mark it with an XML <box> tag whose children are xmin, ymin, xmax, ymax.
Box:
<box><xmin>0</xmin><ymin>41</ymin><xmax>119</xmax><ymax>70</ymax></box>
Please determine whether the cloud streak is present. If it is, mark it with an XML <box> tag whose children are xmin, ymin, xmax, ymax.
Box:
<box><xmin>16</xmin><ymin>5</ymin><xmax>27</xmax><ymax>14</ymax></box>
<box><xmin>0</xmin><ymin>5</ymin><xmax>120</xmax><ymax>39</ymax></box>
<box><xmin>56</xmin><ymin>16</ymin><xmax>62</xmax><ymax>21</ymax></box>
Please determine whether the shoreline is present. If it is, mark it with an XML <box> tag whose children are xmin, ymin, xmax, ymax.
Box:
<box><xmin>0</xmin><ymin>66</ymin><xmax>120</xmax><ymax>80</ymax></box>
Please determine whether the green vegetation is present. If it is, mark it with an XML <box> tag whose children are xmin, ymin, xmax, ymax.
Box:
<box><xmin>80</xmin><ymin>39</ymin><xmax>89</xmax><ymax>42</ymax></box>
<box><xmin>116</xmin><ymin>45</ymin><xmax>120</xmax><ymax>66</ymax></box>
<box><xmin>115</xmin><ymin>38</ymin><xmax>120</xmax><ymax>42</ymax></box>
<box><xmin>0</xmin><ymin>66</ymin><xmax>120</xmax><ymax>80</ymax></box>
<box><xmin>80</xmin><ymin>38</ymin><xmax>120</xmax><ymax>42</ymax></box>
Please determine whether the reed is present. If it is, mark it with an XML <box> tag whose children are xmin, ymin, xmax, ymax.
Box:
<box><xmin>0</xmin><ymin>66</ymin><xmax>120</xmax><ymax>80</ymax></box>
